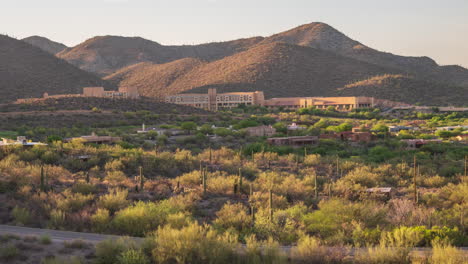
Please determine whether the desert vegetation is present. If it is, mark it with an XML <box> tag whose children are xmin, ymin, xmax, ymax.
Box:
<box><xmin>0</xmin><ymin>104</ymin><xmax>467</xmax><ymax>263</ymax></box>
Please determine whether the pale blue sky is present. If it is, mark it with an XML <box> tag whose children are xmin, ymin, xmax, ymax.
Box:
<box><xmin>2</xmin><ymin>0</ymin><xmax>468</xmax><ymax>67</ymax></box>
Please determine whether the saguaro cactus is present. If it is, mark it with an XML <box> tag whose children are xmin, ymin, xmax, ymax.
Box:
<box><xmin>202</xmin><ymin>168</ymin><xmax>207</xmax><ymax>195</ymax></box>
<box><xmin>413</xmin><ymin>155</ymin><xmax>418</xmax><ymax>204</ymax></box>
<box><xmin>40</xmin><ymin>165</ymin><xmax>46</xmax><ymax>192</ymax></box>
<box><xmin>209</xmin><ymin>147</ymin><xmax>213</xmax><ymax>164</ymax></box>
<box><xmin>139</xmin><ymin>166</ymin><xmax>144</xmax><ymax>192</ymax></box>
<box><xmin>238</xmin><ymin>168</ymin><xmax>243</xmax><ymax>194</ymax></box>
<box><xmin>269</xmin><ymin>189</ymin><xmax>273</xmax><ymax>221</ymax></box>
<box><xmin>314</xmin><ymin>173</ymin><xmax>318</xmax><ymax>199</ymax></box>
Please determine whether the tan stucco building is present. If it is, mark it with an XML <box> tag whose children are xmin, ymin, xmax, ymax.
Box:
<box><xmin>264</xmin><ymin>96</ymin><xmax>374</xmax><ymax>111</ymax></box>
<box><xmin>83</xmin><ymin>86</ymin><xmax>140</xmax><ymax>99</ymax></box>
<box><xmin>165</xmin><ymin>88</ymin><xmax>265</xmax><ymax>111</ymax></box>
<box><xmin>166</xmin><ymin>89</ymin><xmax>375</xmax><ymax>112</ymax></box>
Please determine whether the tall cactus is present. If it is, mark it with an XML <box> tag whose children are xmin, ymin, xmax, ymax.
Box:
<box><xmin>233</xmin><ymin>178</ymin><xmax>238</xmax><ymax>195</ymax></box>
<box><xmin>40</xmin><ymin>165</ymin><xmax>45</xmax><ymax>192</ymax></box>
<box><xmin>139</xmin><ymin>166</ymin><xmax>144</xmax><ymax>192</ymax></box>
<box><xmin>269</xmin><ymin>189</ymin><xmax>273</xmax><ymax>221</ymax></box>
<box><xmin>209</xmin><ymin>147</ymin><xmax>213</xmax><ymax>164</ymax></box>
<box><xmin>413</xmin><ymin>155</ymin><xmax>418</xmax><ymax>204</ymax></box>
<box><xmin>238</xmin><ymin>168</ymin><xmax>243</xmax><ymax>194</ymax></box>
<box><xmin>249</xmin><ymin>183</ymin><xmax>255</xmax><ymax>225</ymax></box>
<box><xmin>85</xmin><ymin>171</ymin><xmax>90</xmax><ymax>184</ymax></box>
<box><xmin>202</xmin><ymin>168</ymin><xmax>207</xmax><ymax>195</ymax></box>
<box><xmin>314</xmin><ymin>172</ymin><xmax>318</xmax><ymax>199</ymax></box>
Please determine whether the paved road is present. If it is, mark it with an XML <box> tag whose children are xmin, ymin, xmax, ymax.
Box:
<box><xmin>0</xmin><ymin>225</ymin><xmax>141</xmax><ymax>244</ymax></box>
<box><xmin>0</xmin><ymin>224</ymin><xmax>467</xmax><ymax>257</ymax></box>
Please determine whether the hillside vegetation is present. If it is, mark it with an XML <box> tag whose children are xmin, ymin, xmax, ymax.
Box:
<box><xmin>22</xmin><ymin>35</ymin><xmax>68</xmax><ymax>54</ymax></box>
<box><xmin>337</xmin><ymin>75</ymin><xmax>468</xmax><ymax>106</ymax></box>
<box><xmin>0</xmin><ymin>35</ymin><xmax>110</xmax><ymax>104</ymax></box>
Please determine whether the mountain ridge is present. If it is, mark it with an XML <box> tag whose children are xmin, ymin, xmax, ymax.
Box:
<box><xmin>22</xmin><ymin>36</ymin><xmax>68</xmax><ymax>54</ymax></box>
<box><xmin>0</xmin><ymin>35</ymin><xmax>110</xmax><ymax>104</ymax></box>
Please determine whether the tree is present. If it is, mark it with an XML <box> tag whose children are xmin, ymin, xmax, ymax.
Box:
<box><xmin>372</xmin><ymin>124</ymin><xmax>389</xmax><ymax>133</ymax></box>
<box><xmin>199</xmin><ymin>124</ymin><xmax>213</xmax><ymax>135</ymax></box>
<box><xmin>181</xmin><ymin>122</ymin><xmax>197</xmax><ymax>134</ymax></box>
<box><xmin>272</xmin><ymin>122</ymin><xmax>287</xmax><ymax>134</ymax></box>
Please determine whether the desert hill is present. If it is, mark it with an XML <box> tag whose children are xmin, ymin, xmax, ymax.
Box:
<box><xmin>22</xmin><ymin>36</ymin><xmax>68</xmax><ymax>54</ymax></box>
<box><xmin>57</xmin><ymin>22</ymin><xmax>468</xmax><ymax>89</ymax></box>
<box><xmin>106</xmin><ymin>42</ymin><xmax>468</xmax><ymax>106</ymax></box>
<box><xmin>104</xmin><ymin>58</ymin><xmax>206</xmax><ymax>97</ymax></box>
<box><xmin>58</xmin><ymin>36</ymin><xmax>263</xmax><ymax>76</ymax></box>
<box><xmin>0</xmin><ymin>35</ymin><xmax>110</xmax><ymax>104</ymax></box>
<box><xmin>107</xmin><ymin>42</ymin><xmax>397</xmax><ymax>98</ymax></box>
<box><xmin>336</xmin><ymin>74</ymin><xmax>468</xmax><ymax>106</ymax></box>
<box><xmin>263</xmin><ymin>22</ymin><xmax>468</xmax><ymax>87</ymax></box>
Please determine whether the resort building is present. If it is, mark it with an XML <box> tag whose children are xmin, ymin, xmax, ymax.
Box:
<box><xmin>0</xmin><ymin>136</ymin><xmax>47</xmax><ymax>147</ymax></box>
<box><xmin>64</xmin><ymin>133</ymin><xmax>121</xmax><ymax>145</ymax></box>
<box><xmin>165</xmin><ymin>89</ymin><xmax>265</xmax><ymax>111</ymax></box>
<box><xmin>82</xmin><ymin>86</ymin><xmax>140</xmax><ymax>99</ymax></box>
<box><xmin>165</xmin><ymin>89</ymin><xmax>375</xmax><ymax>112</ymax></box>
<box><xmin>263</xmin><ymin>96</ymin><xmax>375</xmax><ymax>111</ymax></box>
<box><xmin>245</xmin><ymin>125</ymin><xmax>277</xmax><ymax>137</ymax></box>
<box><xmin>267</xmin><ymin>136</ymin><xmax>319</xmax><ymax>147</ymax></box>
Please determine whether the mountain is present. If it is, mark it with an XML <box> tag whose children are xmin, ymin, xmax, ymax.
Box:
<box><xmin>106</xmin><ymin>42</ymin><xmax>397</xmax><ymax>97</ymax></box>
<box><xmin>58</xmin><ymin>36</ymin><xmax>263</xmax><ymax>76</ymax></box>
<box><xmin>262</xmin><ymin>22</ymin><xmax>468</xmax><ymax>87</ymax></box>
<box><xmin>55</xmin><ymin>22</ymin><xmax>468</xmax><ymax>105</ymax></box>
<box><xmin>104</xmin><ymin>58</ymin><xmax>205</xmax><ymax>97</ymax></box>
<box><xmin>336</xmin><ymin>74</ymin><xmax>467</xmax><ymax>106</ymax></box>
<box><xmin>0</xmin><ymin>35</ymin><xmax>110</xmax><ymax>104</ymax></box>
<box><xmin>106</xmin><ymin>42</ymin><xmax>467</xmax><ymax>106</ymax></box>
<box><xmin>22</xmin><ymin>36</ymin><xmax>68</xmax><ymax>54</ymax></box>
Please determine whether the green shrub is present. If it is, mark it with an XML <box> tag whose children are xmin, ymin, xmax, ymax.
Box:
<box><xmin>117</xmin><ymin>249</ymin><xmax>150</xmax><ymax>264</ymax></box>
<box><xmin>355</xmin><ymin>246</ymin><xmax>411</xmax><ymax>264</ymax></box>
<box><xmin>112</xmin><ymin>201</ymin><xmax>178</xmax><ymax>236</ymax></box>
<box><xmin>41</xmin><ymin>256</ymin><xmax>84</xmax><ymax>264</ymax></box>
<box><xmin>98</xmin><ymin>188</ymin><xmax>129</xmax><ymax>214</ymax></box>
<box><xmin>12</xmin><ymin>206</ymin><xmax>30</xmax><ymax>225</ymax></box>
<box><xmin>150</xmin><ymin>223</ymin><xmax>237</xmax><ymax>264</ymax></box>
<box><xmin>91</xmin><ymin>209</ymin><xmax>111</xmax><ymax>233</ymax></box>
<box><xmin>214</xmin><ymin>202</ymin><xmax>252</xmax><ymax>233</ymax></box>
<box><xmin>291</xmin><ymin>235</ymin><xmax>345</xmax><ymax>264</ymax></box>
<box><xmin>71</xmin><ymin>182</ymin><xmax>97</xmax><ymax>195</ymax></box>
<box><xmin>49</xmin><ymin>209</ymin><xmax>66</xmax><ymax>229</ymax></box>
<box><xmin>56</xmin><ymin>190</ymin><xmax>94</xmax><ymax>212</ymax></box>
<box><xmin>95</xmin><ymin>238</ymin><xmax>132</xmax><ymax>264</ymax></box>
<box><xmin>0</xmin><ymin>244</ymin><xmax>20</xmax><ymax>261</ymax></box>
<box><xmin>430</xmin><ymin>239</ymin><xmax>467</xmax><ymax>264</ymax></box>
<box><xmin>40</xmin><ymin>234</ymin><xmax>52</xmax><ymax>245</ymax></box>
<box><xmin>63</xmin><ymin>239</ymin><xmax>88</xmax><ymax>249</ymax></box>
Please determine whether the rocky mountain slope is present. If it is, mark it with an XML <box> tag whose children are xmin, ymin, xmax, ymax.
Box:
<box><xmin>336</xmin><ymin>74</ymin><xmax>467</xmax><ymax>106</ymax></box>
<box><xmin>58</xmin><ymin>36</ymin><xmax>263</xmax><ymax>76</ymax></box>
<box><xmin>262</xmin><ymin>22</ymin><xmax>468</xmax><ymax>87</ymax></box>
<box><xmin>104</xmin><ymin>58</ymin><xmax>205</xmax><ymax>97</ymax></box>
<box><xmin>0</xmin><ymin>35</ymin><xmax>110</xmax><ymax>104</ymax></box>
<box><xmin>106</xmin><ymin>42</ymin><xmax>397</xmax><ymax>98</ymax></box>
<box><xmin>22</xmin><ymin>36</ymin><xmax>67</xmax><ymax>54</ymax></box>
<box><xmin>9</xmin><ymin>22</ymin><xmax>468</xmax><ymax>106</ymax></box>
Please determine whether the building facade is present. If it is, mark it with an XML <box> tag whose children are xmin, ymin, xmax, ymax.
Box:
<box><xmin>165</xmin><ymin>89</ymin><xmax>265</xmax><ymax>111</ymax></box>
<box><xmin>245</xmin><ymin>126</ymin><xmax>277</xmax><ymax>137</ymax></box>
<box><xmin>263</xmin><ymin>96</ymin><xmax>374</xmax><ymax>111</ymax></box>
<box><xmin>166</xmin><ymin>89</ymin><xmax>375</xmax><ymax>112</ymax></box>
<box><xmin>83</xmin><ymin>86</ymin><xmax>140</xmax><ymax>99</ymax></box>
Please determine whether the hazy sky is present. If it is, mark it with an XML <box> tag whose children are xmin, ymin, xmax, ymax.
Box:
<box><xmin>2</xmin><ymin>0</ymin><xmax>468</xmax><ymax>67</ymax></box>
